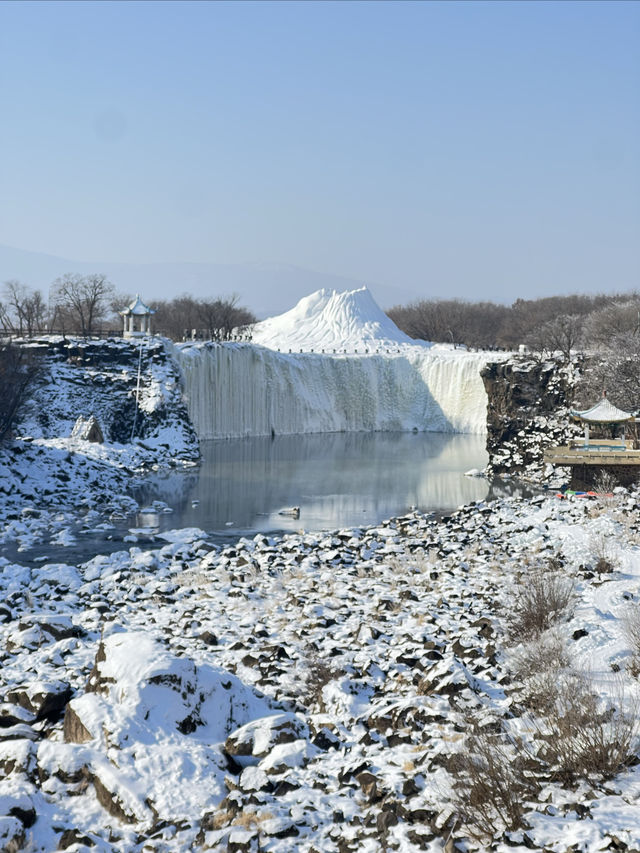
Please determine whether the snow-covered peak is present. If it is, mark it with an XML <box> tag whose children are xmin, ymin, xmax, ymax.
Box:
<box><xmin>251</xmin><ymin>287</ymin><xmax>422</xmax><ymax>351</ymax></box>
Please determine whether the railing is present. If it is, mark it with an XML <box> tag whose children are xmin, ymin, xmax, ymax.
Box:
<box><xmin>568</xmin><ymin>438</ymin><xmax>634</xmax><ymax>452</ymax></box>
<box><xmin>1</xmin><ymin>328</ymin><xmax>125</xmax><ymax>339</ymax></box>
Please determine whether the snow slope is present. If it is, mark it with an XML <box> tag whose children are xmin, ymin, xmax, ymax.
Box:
<box><xmin>178</xmin><ymin>288</ymin><xmax>496</xmax><ymax>439</ymax></box>
<box><xmin>251</xmin><ymin>287</ymin><xmax>418</xmax><ymax>350</ymax></box>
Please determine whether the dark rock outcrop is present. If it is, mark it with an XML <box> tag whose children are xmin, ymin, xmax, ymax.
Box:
<box><xmin>482</xmin><ymin>356</ymin><xmax>581</xmax><ymax>482</ymax></box>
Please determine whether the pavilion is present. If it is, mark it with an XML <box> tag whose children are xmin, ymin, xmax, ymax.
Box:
<box><xmin>570</xmin><ymin>394</ymin><xmax>636</xmax><ymax>449</ymax></box>
<box><xmin>543</xmin><ymin>393</ymin><xmax>640</xmax><ymax>488</ymax></box>
<box><xmin>119</xmin><ymin>294</ymin><xmax>155</xmax><ymax>338</ymax></box>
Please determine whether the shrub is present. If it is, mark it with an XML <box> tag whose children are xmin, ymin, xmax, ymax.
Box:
<box><xmin>301</xmin><ymin>654</ymin><xmax>341</xmax><ymax>709</ymax></box>
<box><xmin>532</xmin><ymin>673</ymin><xmax>639</xmax><ymax>785</ymax></box>
<box><xmin>450</xmin><ymin>723</ymin><xmax>539</xmax><ymax>842</ymax></box>
<box><xmin>623</xmin><ymin>604</ymin><xmax>640</xmax><ymax>677</ymax></box>
<box><xmin>0</xmin><ymin>342</ymin><xmax>42</xmax><ymax>440</ymax></box>
<box><xmin>588</xmin><ymin>527</ymin><xmax>618</xmax><ymax>574</ymax></box>
<box><xmin>506</xmin><ymin>570</ymin><xmax>574</xmax><ymax>643</ymax></box>
<box><xmin>510</xmin><ymin>630</ymin><xmax>571</xmax><ymax>713</ymax></box>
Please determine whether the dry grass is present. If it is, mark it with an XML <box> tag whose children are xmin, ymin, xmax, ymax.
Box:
<box><xmin>207</xmin><ymin>807</ymin><xmax>275</xmax><ymax>832</ymax></box>
<box><xmin>506</xmin><ymin>570</ymin><xmax>575</xmax><ymax>643</ymax></box>
<box><xmin>452</xmin><ymin>674</ymin><xmax>639</xmax><ymax>841</ymax></box>
<box><xmin>301</xmin><ymin>654</ymin><xmax>342</xmax><ymax>709</ymax></box>
<box><xmin>510</xmin><ymin>630</ymin><xmax>571</xmax><ymax>712</ymax></box>
<box><xmin>594</xmin><ymin>471</ymin><xmax>620</xmax><ymax>503</ymax></box>
<box><xmin>623</xmin><ymin>604</ymin><xmax>640</xmax><ymax>677</ymax></box>
<box><xmin>531</xmin><ymin>673</ymin><xmax>639</xmax><ymax>784</ymax></box>
<box><xmin>449</xmin><ymin>723</ymin><xmax>539</xmax><ymax>843</ymax></box>
<box><xmin>232</xmin><ymin>809</ymin><xmax>274</xmax><ymax>829</ymax></box>
<box><xmin>588</xmin><ymin>528</ymin><xmax>618</xmax><ymax>574</ymax></box>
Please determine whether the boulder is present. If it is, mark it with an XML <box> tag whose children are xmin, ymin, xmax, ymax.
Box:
<box><xmin>258</xmin><ymin>739</ymin><xmax>319</xmax><ymax>775</ymax></box>
<box><xmin>0</xmin><ymin>704</ymin><xmax>36</xmax><ymax>728</ymax></box>
<box><xmin>71</xmin><ymin>415</ymin><xmax>104</xmax><ymax>443</ymax></box>
<box><xmin>0</xmin><ymin>740</ymin><xmax>35</xmax><ymax>778</ymax></box>
<box><xmin>6</xmin><ymin>681</ymin><xmax>72</xmax><ymax>721</ymax></box>
<box><xmin>62</xmin><ymin>704</ymin><xmax>93</xmax><ymax>744</ymax></box>
<box><xmin>224</xmin><ymin>713</ymin><xmax>309</xmax><ymax>768</ymax></box>
<box><xmin>61</xmin><ymin>630</ymin><xmax>274</xmax><ymax>830</ymax></box>
<box><xmin>0</xmin><ymin>817</ymin><xmax>24</xmax><ymax>853</ymax></box>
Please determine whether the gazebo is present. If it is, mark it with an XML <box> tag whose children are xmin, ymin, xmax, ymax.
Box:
<box><xmin>570</xmin><ymin>393</ymin><xmax>636</xmax><ymax>450</ymax></box>
<box><xmin>544</xmin><ymin>392</ymin><xmax>640</xmax><ymax>488</ymax></box>
<box><xmin>119</xmin><ymin>294</ymin><xmax>155</xmax><ymax>338</ymax></box>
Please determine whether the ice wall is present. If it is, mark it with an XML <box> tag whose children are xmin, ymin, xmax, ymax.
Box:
<box><xmin>177</xmin><ymin>343</ymin><xmax>490</xmax><ymax>439</ymax></box>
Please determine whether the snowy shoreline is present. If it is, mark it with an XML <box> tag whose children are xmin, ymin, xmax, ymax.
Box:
<box><xmin>2</xmin><ymin>489</ymin><xmax>640</xmax><ymax>851</ymax></box>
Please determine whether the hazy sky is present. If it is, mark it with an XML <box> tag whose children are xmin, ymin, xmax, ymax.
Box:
<box><xmin>1</xmin><ymin>0</ymin><xmax>638</xmax><ymax>303</ymax></box>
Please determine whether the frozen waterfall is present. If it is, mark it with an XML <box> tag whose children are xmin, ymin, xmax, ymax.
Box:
<box><xmin>176</xmin><ymin>343</ymin><xmax>490</xmax><ymax>439</ymax></box>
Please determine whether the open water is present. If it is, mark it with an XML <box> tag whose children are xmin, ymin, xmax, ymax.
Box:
<box><xmin>6</xmin><ymin>432</ymin><xmax>494</xmax><ymax>565</ymax></box>
<box><xmin>133</xmin><ymin>431</ymin><xmax>490</xmax><ymax>536</ymax></box>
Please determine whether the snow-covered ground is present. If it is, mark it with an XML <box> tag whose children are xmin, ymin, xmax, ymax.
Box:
<box><xmin>2</xmin><ymin>290</ymin><xmax>639</xmax><ymax>851</ymax></box>
<box><xmin>1</xmin><ymin>493</ymin><xmax>640</xmax><ymax>851</ymax></box>
<box><xmin>178</xmin><ymin>288</ymin><xmax>497</xmax><ymax>439</ymax></box>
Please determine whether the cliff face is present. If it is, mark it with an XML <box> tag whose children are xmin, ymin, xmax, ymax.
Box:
<box><xmin>16</xmin><ymin>337</ymin><xmax>199</xmax><ymax>466</ymax></box>
<box><xmin>481</xmin><ymin>356</ymin><xmax>581</xmax><ymax>483</ymax></box>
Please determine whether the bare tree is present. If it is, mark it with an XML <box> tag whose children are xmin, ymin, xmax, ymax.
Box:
<box><xmin>527</xmin><ymin>314</ymin><xmax>584</xmax><ymax>363</ymax></box>
<box><xmin>577</xmin><ymin>330</ymin><xmax>640</xmax><ymax>412</ymax></box>
<box><xmin>151</xmin><ymin>294</ymin><xmax>202</xmax><ymax>340</ymax></box>
<box><xmin>387</xmin><ymin>292</ymin><xmax>632</xmax><ymax>351</ymax></box>
<box><xmin>2</xmin><ymin>281</ymin><xmax>48</xmax><ymax>336</ymax></box>
<box><xmin>198</xmin><ymin>294</ymin><xmax>256</xmax><ymax>340</ymax></box>
<box><xmin>0</xmin><ymin>300</ymin><xmax>11</xmax><ymax>333</ymax></box>
<box><xmin>150</xmin><ymin>293</ymin><xmax>256</xmax><ymax>341</ymax></box>
<box><xmin>51</xmin><ymin>273</ymin><xmax>115</xmax><ymax>337</ymax></box>
<box><xmin>0</xmin><ymin>343</ymin><xmax>42</xmax><ymax>440</ymax></box>
<box><xmin>582</xmin><ymin>298</ymin><xmax>640</xmax><ymax>348</ymax></box>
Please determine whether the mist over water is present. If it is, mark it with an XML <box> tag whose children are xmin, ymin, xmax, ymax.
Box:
<box><xmin>135</xmin><ymin>431</ymin><xmax>490</xmax><ymax>536</ymax></box>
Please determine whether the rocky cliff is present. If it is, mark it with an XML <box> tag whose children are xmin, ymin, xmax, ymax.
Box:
<box><xmin>481</xmin><ymin>355</ymin><xmax>582</xmax><ymax>483</ymax></box>
<box><xmin>1</xmin><ymin>337</ymin><xmax>199</xmax><ymax>522</ymax></box>
<box><xmin>16</xmin><ymin>337</ymin><xmax>199</xmax><ymax>465</ymax></box>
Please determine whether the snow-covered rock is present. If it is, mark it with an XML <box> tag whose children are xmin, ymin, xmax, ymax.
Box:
<box><xmin>58</xmin><ymin>630</ymin><xmax>278</xmax><ymax>829</ymax></box>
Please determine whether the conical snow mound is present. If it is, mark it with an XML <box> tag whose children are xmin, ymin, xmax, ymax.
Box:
<box><xmin>251</xmin><ymin>287</ymin><xmax>422</xmax><ymax>351</ymax></box>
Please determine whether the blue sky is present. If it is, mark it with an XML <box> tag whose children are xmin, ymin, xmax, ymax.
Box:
<box><xmin>0</xmin><ymin>0</ymin><xmax>638</xmax><ymax>304</ymax></box>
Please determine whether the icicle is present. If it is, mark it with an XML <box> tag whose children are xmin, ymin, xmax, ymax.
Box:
<box><xmin>177</xmin><ymin>344</ymin><xmax>489</xmax><ymax>440</ymax></box>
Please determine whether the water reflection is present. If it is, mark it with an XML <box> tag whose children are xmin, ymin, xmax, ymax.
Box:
<box><xmin>134</xmin><ymin>432</ymin><xmax>490</xmax><ymax>536</ymax></box>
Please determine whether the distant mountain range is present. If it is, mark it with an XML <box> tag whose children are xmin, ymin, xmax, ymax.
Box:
<box><xmin>0</xmin><ymin>244</ymin><xmax>418</xmax><ymax>318</ymax></box>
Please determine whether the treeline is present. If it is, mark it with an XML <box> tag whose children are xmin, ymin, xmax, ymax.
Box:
<box><xmin>150</xmin><ymin>295</ymin><xmax>256</xmax><ymax>341</ymax></box>
<box><xmin>386</xmin><ymin>292</ymin><xmax>634</xmax><ymax>352</ymax></box>
<box><xmin>0</xmin><ymin>277</ymin><xmax>256</xmax><ymax>341</ymax></box>
<box><xmin>388</xmin><ymin>292</ymin><xmax>640</xmax><ymax>410</ymax></box>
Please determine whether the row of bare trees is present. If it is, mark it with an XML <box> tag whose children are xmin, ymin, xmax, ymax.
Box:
<box><xmin>150</xmin><ymin>295</ymin><xmax>256</xmax><ymax>341</ymax></box>
<box><xmin>387</xmin><ymin>292</ymin><xmax>638</xmax><ymax>356</ymax></box>
<box><xmin>387</xmin><ymin>291</ymin><xmax>640</xmax><ymax>410</ymax></box>
<box><xmin>0</xmin><ymin>277</ymin><xmax>256</xmax><ymax>341</ymax></box>
<box><xmin>1</xmin><ymin>275</ymin><xmax>116</xmax><ymax>338</ymax></box>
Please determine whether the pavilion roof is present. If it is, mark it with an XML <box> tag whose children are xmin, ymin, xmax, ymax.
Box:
<box><xmin>571</xmin><ymin>396</ymin><xmax>635</xmax><ymax>424</ymax></box>
<box><xmin>119</xmin><ymin>294</ymin><xmax>155</xmax><ymax>316</ymax></box>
